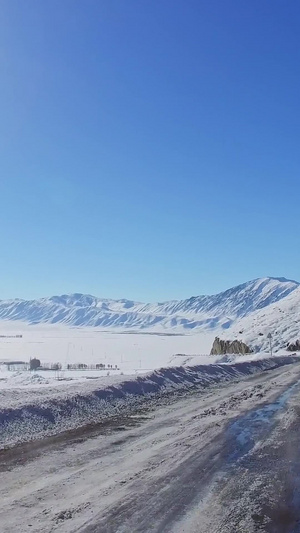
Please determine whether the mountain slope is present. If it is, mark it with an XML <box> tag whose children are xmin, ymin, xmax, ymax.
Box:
<box><xmin>227</xmin><ymin>285</ymin><xmax>300</xmax><ymax>353</ymax></box>
<box><xmin>0</xmin><ymin>277</ymin><xmax>298</xmax><ymax>333</ymax></box>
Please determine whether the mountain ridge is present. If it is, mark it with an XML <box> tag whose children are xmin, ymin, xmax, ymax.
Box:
<box><xmin>2</xmin><ymin>276</ymin><xmax>297</xmax><ymax>305</ymax></box>
<box><xmin>0</xmin><ymin>277</ymin><xmax>298</xmax><ymax>333</ymax></box>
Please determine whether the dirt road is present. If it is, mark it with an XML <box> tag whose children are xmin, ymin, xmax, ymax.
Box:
<box><xmin>1</xmin><ymin>362</ymin><xmax>300</xmax><ymax>532</ymax></box>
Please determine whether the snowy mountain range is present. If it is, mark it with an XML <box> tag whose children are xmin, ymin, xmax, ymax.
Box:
<box><xmin>0</xmin><ymin>277</ymin><xmax>299</xmax><ymax>352</ymax></box>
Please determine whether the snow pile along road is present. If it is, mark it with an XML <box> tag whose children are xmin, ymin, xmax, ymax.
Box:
<box><xmin>0</xmin><ymin>357</ymin><xmax>298</xmax><ymax>450</ymax></box>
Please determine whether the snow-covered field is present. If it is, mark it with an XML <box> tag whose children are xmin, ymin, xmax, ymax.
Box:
<box><xmin>0</xmin><ymin>319</ymin><xmax>215</xmax><ymax>382</ymax></box>
<box><xmin>0</xmin><ymin>316</ymin><xmax>295</xmax><ymax>393</ymax></box>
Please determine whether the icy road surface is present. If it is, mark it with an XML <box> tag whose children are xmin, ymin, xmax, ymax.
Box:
<box><xmin>1</xmin><ymin>363</ymin><xmax>300</xmax><ymax>532</ymax></box>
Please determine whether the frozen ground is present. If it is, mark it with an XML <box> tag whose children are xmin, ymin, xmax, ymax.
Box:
<box><xmin>1</xmin><ymin>360</ymin><xmax>300</xmax><ymax>532</ymax></box>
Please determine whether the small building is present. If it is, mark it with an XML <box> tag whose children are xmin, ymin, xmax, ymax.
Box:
<box><xmin>0</xmin><ymin>360</ymin><xmax>29</xmax><ymax>371</ymax></box>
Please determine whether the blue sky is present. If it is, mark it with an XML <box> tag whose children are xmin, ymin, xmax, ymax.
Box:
<box><xmin>1</xmin><ymin>0</ymin><xmax>299</xmax><ymax>301</ymax></box>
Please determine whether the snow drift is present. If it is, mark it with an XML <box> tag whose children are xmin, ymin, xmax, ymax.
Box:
<box><xmin>0</xmin><ymin>356</ymin><xmax>298</xmax><ymax>449</ymax></box>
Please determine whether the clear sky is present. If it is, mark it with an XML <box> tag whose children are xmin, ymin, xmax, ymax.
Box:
<box><xmin>1</xmin><ymin>0</ymin><xmax>299</xmax><ymax>301</ymax></box>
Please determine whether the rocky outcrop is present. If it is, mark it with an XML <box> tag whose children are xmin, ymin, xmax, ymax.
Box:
<box><xmin>287</xmin><ymin>340</ymin><xmax>300</xmax><ymax>352</ymax></box>
<box><xmin>210</xmin><ymin>337</ymin><xmax>253</xmax><ymax>355</ymax></box>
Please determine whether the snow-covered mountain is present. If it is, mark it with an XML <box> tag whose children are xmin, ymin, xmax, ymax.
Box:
<box><xmin>0</xmin><ymin>278</ymin><xmax>298</xmax><ymax>339</ymax></box>
<box><xmin>228</xmin><ymin>285</ymin><xmax>300</xmax><ymax>353</ymax></box>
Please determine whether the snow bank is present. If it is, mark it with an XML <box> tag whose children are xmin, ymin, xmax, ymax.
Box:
<box><xmin>0</xmin><ymin>371</ymin><xmax>51</xmax><ymax>387</ymax></box>
<box><xmin>0</xmin><ymin>357</ymin><xmax>298</xmax><ymax>449</ymax></box>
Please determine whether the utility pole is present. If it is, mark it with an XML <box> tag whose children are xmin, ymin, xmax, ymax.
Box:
<box><xmin>267</xmin><ymin>333</ymin><xmax>273</xmax><ymax>356</ymax></box>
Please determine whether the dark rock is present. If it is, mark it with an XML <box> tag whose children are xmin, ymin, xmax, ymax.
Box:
<box><xmin>210</xmin><ymin>336</ymin><xmax>253</xmax><ymax>355</ymax></box>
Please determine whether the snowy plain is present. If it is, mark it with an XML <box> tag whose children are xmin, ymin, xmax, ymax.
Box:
<box><xmin>0</xmin><ymin>319</ymin><xmax>216</xmax><ymax>384</ymax></box>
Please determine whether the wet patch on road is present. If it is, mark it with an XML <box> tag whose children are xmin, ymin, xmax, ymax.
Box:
<box><xmin>214</xmin><ymin>379</ymin><xmax>300</xmax><ymax>533</ymax></box>
<box><xmin>227</xmin><ymin>379</ymin><xmax>300</xmax><ymax>464</ymax></box>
